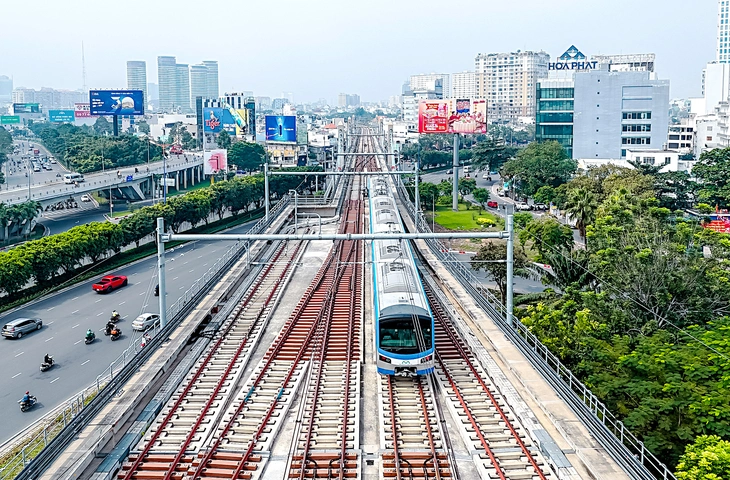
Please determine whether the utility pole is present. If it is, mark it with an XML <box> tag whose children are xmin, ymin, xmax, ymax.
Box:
<box><xmin>157</xmin><ymin>218</ymin><xmax>167</xmax><ymax>328</ymax></box>
<box><xmin>506</xmin><ymin>214</ymin><xmax>514</xmax><ymax>325</ymax></box>
<box><xmin>452</xmin><ymin>134</ymin><xmax>459</xmax><ymax>212</ymax></box>
<box><xmin>264</xmin><ymin>163</ymin><xmax>270</xmax><ymax>221</ymax></box>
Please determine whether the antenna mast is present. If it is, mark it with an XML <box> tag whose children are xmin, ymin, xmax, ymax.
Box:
<box><xmin>82</xmin><ymin>41</ymin><xmax>87</xmax><ymax>92</ymax></box>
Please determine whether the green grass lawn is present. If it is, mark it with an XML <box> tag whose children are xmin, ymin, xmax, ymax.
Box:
<box><xmin>430</xmin><ymin>203</ymin><xmax>503</xmax><ymax>231</ymax></box>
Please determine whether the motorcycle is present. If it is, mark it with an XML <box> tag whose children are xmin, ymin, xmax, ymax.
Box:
<box><xmin>85</xmin><ymin>332</ymin><xmax>96</xmax><ymax>344</ymax></box>
<box><xmin>19</xmin><ymin>396</ymin><xmax>37</xmax><ymax>412</ymax></box>
<box><xmin>111</xmin><ymin>312</ymin><xmax>121</xmax><ymax>322</ymax></box>
<box><xmin>154</xmin><ymin>285</ymin><xmax>159</xmax><ymax>297</ymax></box>
<box><xmin>104</xmin><ymin>323</ymin><xmax>115</xmax><ymax>336</ymax></box>
<box><xmin>110</xmin><ymin>329</ymin><xmax>122</xmax><ymax>341</ymax></box>
<box><xmin>40</xmin><ymin>357</ymin><xmax>54</xmax><ymax>372</ymax></box>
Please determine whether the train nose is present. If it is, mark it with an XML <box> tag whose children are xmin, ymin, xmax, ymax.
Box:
<box><xmin>394</xmin><ymin>367</ymin><xmax>417</xmax><ymax>377</ymax></box>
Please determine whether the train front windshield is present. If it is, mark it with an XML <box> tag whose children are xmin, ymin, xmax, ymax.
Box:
<box><xmin>379</xmin><ymin>318</ymin><xmax>433</xmax><ymax>354</ymax></box>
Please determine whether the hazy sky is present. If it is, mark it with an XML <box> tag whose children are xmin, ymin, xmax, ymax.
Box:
<box><xmin>0</xmin><ymin>0</ymin><xmax>717</xmax><ymax>103</ymax></box>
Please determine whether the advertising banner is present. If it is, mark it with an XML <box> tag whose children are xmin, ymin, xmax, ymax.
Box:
<box><xmin>74</xmin><ymin>103</ymin><xmax>91</xmax><ymax>117</ymax></box>
<box><xmin>204</xmin><ymin>149</ymin><xmax>228</xmax><ymax>175</ymax></box>
<box><xmin>265</xmin><ymin>115</ymin><xmax>297</xmax><ymax>142</ymax></box>
<box><xmin>0</xmin><ymin>115</ymin><xmax>20</xmax><ymax>125</ymax></box>
<box><xmin>49</xmin><ymin>110</ymin><xmax>75</xmax><ymax>123</ymax></box>
<box><xmin>13</xmin><ymin>103</ymin><xmax>40</xmax><ymax>114</ymax></box>
<box><xmin>418</xmin><ymin>99</ymin><xmax>487</xmax><ymax>134</ymax></box>
<box><xmin>89</xmin><ymin>90</ymin><xmax>144</xmax><ymax>116</ymax></box>
<box><xmin>235</xmin><ymin>109</ymin><xmax>249</xmax><ymax>136</ymax></box>
<box><xmin>203</xmin><ymin>108</ymin><xmax>224</xmax><ymax>133</ymax></box>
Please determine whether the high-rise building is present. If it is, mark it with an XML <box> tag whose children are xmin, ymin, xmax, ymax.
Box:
<box><xmin>475</xmin><ymin>50</ymin><xmax>550</xmax><ymax>123</ymax></box>
<box><xmin>190</xmin><ymin>64</ymin><xmax>209</xmax><ymax>104</ymax></box>
<box><xmin>10</xmin><ymin>87</ymin><xmax>85</xmax><ymax>109</ymax></box>
<box><xmin>272</xmin><ymin>98</ymin><xmax>288</xmax><ymax>111</ymax></box>
<box><xmin>157</xmin><ymin>56</ymin><xmax>178</xmax><ymax>111</ymax></box>
<box><xmin>126</xmin><ymin>61</ymin><xmax>147</xmax><ymax>104</ymax></box>
<box><xmin>255</xmin><ymin>96</ymin><xmax>272</xmax><ymax>111</ymax></box>
<box><xmin>536</xmin><ymin>70</ymin><xmax>669</xmax><ymax>160</ymax></box>
<box><xmin>202</xmin><ymin>61</ymin><xmax>219</xmax><ymax>98</ymax></box>
<box><xmin>718</xmin><ymin>0</ymin><xmax>729</xmax><ymax>63</ymax></box>
<box><xmin>590</xmin><ymin>54</ymin><xmax>655</xmax><ymax>72</ymax></box>
<box><xmin>451</xmin><ymin>71</ymin><xmax>476</xmax><ymax>99</ymax></box>
<box><xmin>176</xmin><ymin>63</ymin><xmax>191</xmax><ymax>112</ymax></box>
<box><xmin>338</xmin><ymin>93</ymin><xmax>360</xmax><ymax>107</ymax></box>
<box><xmin>147</xmin><ymin>83</ymin><xmax>159</xmax><ymax>102</ymax></box>
<box><xmin>410</xmin><ymin>74</ymin><xmax>450</xmax><ymax>98</ymax></box>
<box><xmin>0</xmin><ymin>75</ymin><xmax>12</xmax><ymax>104</ymax></box>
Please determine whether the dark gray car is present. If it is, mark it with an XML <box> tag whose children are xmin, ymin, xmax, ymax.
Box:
<box><xmin>2</xmin><ymin>318</ymin><xmax>43</xmax><ymax>339</ymax></box>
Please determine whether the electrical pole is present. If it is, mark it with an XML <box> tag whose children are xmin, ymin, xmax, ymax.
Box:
<box><xmin>452</xmin><ymin>134</ymin><xmax>459</xmax><ymax>212</ymax></box>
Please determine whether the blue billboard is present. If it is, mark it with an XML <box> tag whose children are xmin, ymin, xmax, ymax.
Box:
<box><xmin>265</xmin><ymin>115</ymin><xmax>297</xmax><ymax>142</ymax></box>
<box><xmin>89</xmin><ymin>90</ymin><xmax>144</xmax><ymax>116</ymax></box>
<box><xmin>48</xmin><ymin>110</ymin><xmax>75</xmax><ymax>123</ymax></box>
<box><xmin>203</xmin><ymin>108</ymin><xmax>237</xmax><ymax>134</ymax></box>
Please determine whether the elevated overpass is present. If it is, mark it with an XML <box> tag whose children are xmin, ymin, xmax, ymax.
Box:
<box><xmin>0</xmin><ymin>155</ymin><xmax>204</xmax><ymax>207</ymax></box>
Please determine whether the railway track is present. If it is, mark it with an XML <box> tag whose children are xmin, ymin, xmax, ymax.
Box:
<box><xmin>119</xmin><ymin>239</ymin><xmax>306</xmax><ymax>479</ymax></box>
<box><xmin>426</xmin><ymin>283</ymin><xmax>553</xmax><ymax>480</ymax></box>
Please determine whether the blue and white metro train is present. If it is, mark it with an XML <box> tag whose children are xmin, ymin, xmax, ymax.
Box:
<box><xmin>369</xmin><ymin>175</ymin><xmax>435</xmax><ymax>376</ymax></box>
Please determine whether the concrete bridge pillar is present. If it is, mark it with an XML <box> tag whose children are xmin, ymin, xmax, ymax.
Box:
<box><xmin>184</xmin><ymin>168</ymin><xmax>188</xmax><ymax>189</ymax></box>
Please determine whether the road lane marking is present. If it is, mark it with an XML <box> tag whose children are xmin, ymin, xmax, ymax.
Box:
<box><xmin>197</xmin><ymin>255</ymin><xmax>203</xmax><ymax>259</ymax></box>
<box><xmin>189</xmin><ymin>269</ymin><xmax>195</xmax><ymax>273</ymax></box>
<box><xmin>139</xmin><ymin>292</ymin><xmax>145</xmax><ymax>296</ymax></box>
<box><xmin>142</xmin><ymin>304</ymin><xmax>148</xmax><ymax>309</ymax></box>
<box><xmin>47</xmin><ymin>306</ymin><xmax>55</xmax><ymax>311</ymax></box>
<box><xmin>95</xmin><ymin>299</ymin><xmax>102</xmax><ymax>303</ymax></box>
<box><xmin>81</xmin><ymin>360</ymin><xmax>90</xmax><ymax>366</ymax></box>
<box><xmin>12</xmin><ymin>373</ymin><xmax>21</xmax><ymax>379</ymax></box>
<box><xmin>119</xmin><ymin>301</ymin><xmax>126</xmax><ymax>305</ymax></box>
<box><xmin>202</xmin><ymin>263</ymin><xmax>208</xmax><ymax>267</ymax></box>
<box><xmin>172</xmin><ymin>276</ymin><xmax>179</xmax><ymax>280</ymax></box>
<box><xmin>71</xmin><ymin>310</ymin><xmax>79</xmax><ymax>314</ymax></box>
<box><xmin>71</xmin><ymin>296</ymin><xmax>79</xmax><ymax>301</ymax></box>
<box><xmin>47</xmin><ymin>321</ymin><xmax>54</xmax><ymax>325</ymax></box>
<box><xmin>72</xmin><ymin>324</ymin><xmax>79</xmax><ymax>329</ymax></box>
<box><xmin>45</xmin><ymin>337</ymin><xmax>54</xmax><ymax>342</ymax></box>
<box><xmin>50</xmin><ymin>377</ymin><xmax>60</xmax><ymax>384</ymax></box>
<box><xmin>15</xmin><ymin>352</ymin><xmax>24</xmax><ymax>357</ymax></box>
<box><xmin>180</xmin><ymin>286</ymin><xmax>185</xmax><ymax>289</ymax></box>
<box><xmin>96</xmin><ymin>312</ymin><xmax>103</xmax><ymax>316</ymax></box>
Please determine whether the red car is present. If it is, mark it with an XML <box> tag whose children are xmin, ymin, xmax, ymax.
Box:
<box><xmin>92</xmin><ymin>275</ymin><xmax>128</xmax><ymax>293</ymax></box>
<box><xmin>487</xmin><ymin>201</ymin><xmax>499</xmax><ymax>208</ymax></box>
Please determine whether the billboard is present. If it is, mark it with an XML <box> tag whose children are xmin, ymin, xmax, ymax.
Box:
<box><xmin>235</xmin><ymin>109</ymin><xmax>249</xmax><ymax>136</ymax></box>
<box><xmin>49</xmin><ymin>110</ymin><xmax>75</xmax><ymax>123</ymax></box>
<box><xmin>89</xmin><ymin>90</ymin><xmax>144</xmax><ymax>116</ymax></box>
<box><xmin>418</xmin><ymin>99</ymin><xmax>487</xmax><ymax>134</ymax></box>
<box><xmin>265</xmin><ymin>115</ymin><xmax>296</xmax><ymax>142</ymax></box>
<box><xmin>203</xmin><ymin>108</ymin><xmax>238</xmax><ymax>134</ymax></box>
<box><xmin>204</xmin><ymin>149</ymin><xmax>228</xmax><ymax>175</ymax></box>
<box><xmin>74</xmin><ymin>103</ymin><xmax>91</xmax><ymax>117</ymax></box>
<box><xmin>0</xmin><ymin>115</ymin><xmax>20</xmax><ymax>125</ymax></box>
<box><xmin>13</xmin><ymin>103</ymin><xmax>40</xmax><ymax>114</ymax></box>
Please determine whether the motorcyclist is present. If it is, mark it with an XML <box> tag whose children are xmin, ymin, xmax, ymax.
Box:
<box><xmin>21</xmin><ymin>391</ymin><xmax>31</xmax><ymax>405</ymax></box>
<box><xmin>111</xmin><ymin>326</ymin><xmax>119</xmax><ymax>336</ymax></box>
<box><xmin>86</xmin><ymin>328</ymin><xmax>94</xmax><ymax>340</ymax></box>
<box><xmin>43</xmin><ymin>354</ymin><xmax>52</xmax><ymax>365</ymax></box>
<box><xmin>105</xmin><ymin>320</ymin><xmax>116</xmax><ymax>335</ymax></box>
<box><xmin>111</xmin><ymin>310</ymin><xmax>120</xmax><ymax>320</ymax></box>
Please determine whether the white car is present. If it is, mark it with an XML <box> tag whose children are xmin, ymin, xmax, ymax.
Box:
<box><xmin>132</xmin><ymin>313</ymin><xmax>160</xmax><ymax>331</ymax></box>
<box><xmin>80</xmin><ymin>194</ymin><xmax>91</xmax><ymax>202</ymax></box>
<box><xmin>515</xmin><ymin>202</ymin><xmax>532</xmax><ymax>211</ymax></box>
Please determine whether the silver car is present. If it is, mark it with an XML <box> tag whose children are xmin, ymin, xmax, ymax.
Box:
<box><xmin>132</xmin><ymin>313</ymin><xmax>160</xmax><ymax>331</ymax></box>
<box><xmin>2</xmin><ymin>318</ymin><xmax>43</xmax><ymax>339</ymax></box>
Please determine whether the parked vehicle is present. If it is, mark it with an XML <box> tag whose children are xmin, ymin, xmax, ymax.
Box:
<box><xmin>515</xmin><ymin>202</ymin><xmax>532</xmax><ymax>211</ymax></box>
<box><xmin>534</xmin><ymin>203</ymin><xmax>548</xmax><ymax>211</ymax></box>
<box><xmin>92</xmin><ymin>275</ymin><xmax>128</xmax><ymax>293</ymax></box>
<box><xmin>497</xmin><ymin>190</ymin><xmax>506</xmax><ymax>197</ymax></box>
<box><xmin>2</xmin><ymin>318</ymin><xmax>43</xmax><ymax>339</ymax></box>
<box><xmin>487</xmin><ymin>201</ymin><xmax>499</xmax><ymax>208</ymax></box>
<box><xmin>132</xmin><ymin>313</ymin><xmax>160</xmax><ymax>331</ymax></box>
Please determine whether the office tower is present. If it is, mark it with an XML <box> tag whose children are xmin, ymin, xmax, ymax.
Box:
<box><xmin>409</xmin><ymin>74</ymin><xmax>450</xmax><ymax>98</ymax></box>
<box><xmin>157</xmin><ymin>56</ymin><xmax>177</xmax><ymax>111</ymax></box>
<box><xmin>176</xmin><ymin>63</ymin><xmax>191</xmax><ymax>112</ymax></box>
<box><xmin>0</xmin><ymin>75</ymin><xmax>12</xmax><ymax>104</ymax></box>
<box><xmin>126</xmin><ymin>61</ymin><xmax>147</xmax><ymax>103</ymax></box>
<box><xmin>719</xmin><ymin>0</ymin><xmax>730</xmax><ymax>63</ymax></box>
<box><xmin>190</xmin><ymin>64</ymin><xmax>209</xmax><ymax>105</ymax></box>
<box><xmin>475</xmin><ymin>50</ymin><xmax>550</xmax><ymax>123</ymax></box>
<box><xmin>202</xmin><ymin>61</ymin><xmax>219</xmax><ymax>98</ymax></box>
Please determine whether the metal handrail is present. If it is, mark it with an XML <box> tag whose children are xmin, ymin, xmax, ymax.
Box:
<box><xmin>394</xmin><ymin>182</ymin><xmax>674</xmax><ymax>480</ymax></box>
<box><xmin>0</xmin><ymin>195</ymin><xmax>291</xmax><ymax>480</ymax></box>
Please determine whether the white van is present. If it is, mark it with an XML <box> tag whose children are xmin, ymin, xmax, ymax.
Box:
<box><xmin>64</xmin><ymin>173</ymin><xmax>84</xmax><ymax>184</ymax></box>
<box><xmin>463</xmin><ymin>165</ymin><xmax>471</xmax><ymax>174</ymax></box>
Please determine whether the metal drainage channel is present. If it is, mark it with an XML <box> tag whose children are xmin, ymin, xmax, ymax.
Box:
<box><xmin>119</xmin><ymin>238</ymin><xmax>306</xmax><ymax>479</ymax></box>
<box><xmin>179</xmin><ymin>145</ymin><xmax>370</xmax><ymax>480</ymax></box>
<box><xmin>424</xmin><ymin>282</ymin><xmax>553</xmax><ymax>480</ymax></box>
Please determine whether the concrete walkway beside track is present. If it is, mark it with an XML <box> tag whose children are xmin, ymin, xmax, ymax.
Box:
<box><xmin>37</xmin><ymin>208</ymin><xmax>292</xmax><ymax>480</ymax></box>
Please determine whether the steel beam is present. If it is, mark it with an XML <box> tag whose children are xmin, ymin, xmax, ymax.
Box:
<box><xmin>268</xmin><ymin>171</ymin><xmax>412</xmax><ymax>176</ymax></box>
<box><xmin>164</xmin><ymin>232</ymin><xmax>509</xmax><ymax>242</ymax></box>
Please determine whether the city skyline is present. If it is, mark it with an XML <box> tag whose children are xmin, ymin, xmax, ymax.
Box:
<box><xmin>0</xmin><ymin>0</ymin><xmax>717</xmax><ymax>102</ymax></box>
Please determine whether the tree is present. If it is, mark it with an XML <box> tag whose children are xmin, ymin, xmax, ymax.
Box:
<box><xmin>180</xmin><ymin>128</ymin><xmax>197</xmax><ymax>150</ymax></box>
<box><xmin>217</xmin><ymin>130</ymin><xmax>232</xmax><ymax>150</ymax></box>
<box><xmin>471</xmin><ymin>241</ymin><xmax>529</xmax><ymax>302</ymax></box>
<box><xmin>501</xmin><ymin>141</ymin><xmax>576</xmax><ymax>197</ymax></box>
<box><xmin>471</xmin><ymin>138</ymin><xmax>517</xmax><ymax>173</ymax></box>
<box><xmin>136</xmin><ymin>120</ymin><xmax>151</xmax><ymax>135</ymax></box>
<box><xmin>676</xmin><ymin>435</ymin><xmax>730</xmax><ymax>479</ymax></box>
<box><xmin>458</xmin><ymin>177</ymin><xmax>476</xmax><ymax>196</ymax></box>
<box><xmin>693</xmin><ymin>147</ymin><xmax>730</xmax><ymax>207</ymax></box>
<box><xmin>563</xmin><ymin>187</ymin><xmax>598</xmax><ymax>243</ymax></box>
<box><xmin>419</xmin><ymin>182</ymin><xmax>440</xmax><ymax>210</ymax></box>
<box><xmin>93</xmin><ymin>117</ymin><xmax>112</xmax><ymax>135</ymax></box>
<box><xmin>228</xmin><ymin>142</ymin><xmax>266</xmax><ymax>172</ymax></box>
<box><xmin>472</xmin><ymin>188</ymin><xmax>490</xmax><ymax>212</ymax></box>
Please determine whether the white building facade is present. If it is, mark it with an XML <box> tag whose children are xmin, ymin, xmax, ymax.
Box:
<box><xmin>126</xmin><ymin>61</ymin><xmax>147</xmax><ymax>105</ymax></box>
<box><xmin>451</xmin><ymin>71</ymin><xmax>476</xmax><ymax>99</ymax></box>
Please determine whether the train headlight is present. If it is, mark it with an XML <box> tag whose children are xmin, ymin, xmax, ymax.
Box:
<box><xmin>379</xmin><ymin>355</ymin><xmax>392</xmax><ymax>364</ymax></box>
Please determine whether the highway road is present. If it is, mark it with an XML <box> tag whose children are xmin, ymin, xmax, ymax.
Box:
<box><xmin>0</xmin><ymin>219</ymin><xmax>257</xmax><ymax>444</ymax></box>
<box><xmin>3</xmin><ymin>140</ymin><xmax>67</xmax><ymax>191</ymax></box>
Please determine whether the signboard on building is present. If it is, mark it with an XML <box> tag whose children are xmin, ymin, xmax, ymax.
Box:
<box><xmin>1</xmin><ymin>115</ymin><xmax>20</xmax><ymax>125</ymax></box>
<box><xmin>48</xmin><ymin>110</ymin><xmax>75</xmax><ymax>123</ymax></box>
<box><xmin>12</xmin><ymin>103</ymin><xmax>40</xmax><ymax>114</ymax></box>
<box><xmin>204</xmin><ymin>149</ymin><xmax>228</xmax><ymax>175</ymax></box>
<box><xmin>203</xmin><ymin>108</ymin><xmax>224</xmax><ymax>133</ymax></box>
<box><xmin>74</xmin><ymin>103</ymin><xmax>91</xmax><ymax>117</ymax></box>
<box><xmin>235</xmin><ymin>109</ymin><xmax>249</xmax><ymax>136</ymax></box>
<box><xmin>548</xmin><ymin>45</ymin><xmax>598</xmax><ymax>71</ymax></box>
<box><xmin>89</xmin><ymin>90</ymin><xmax>144</xmax><ymax>116</ymax></box>
<box><xmin>418</xmin><ymin>99</ymin><xmax>487</xmax><ymax>134</ymax></box>
<box><xmin>265</xmin><ymin>115</ymin><xmax>297</xmax><ymax>142</ymax></box>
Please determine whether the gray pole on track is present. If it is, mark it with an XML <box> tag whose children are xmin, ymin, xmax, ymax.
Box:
<box><xmin>506</xmin><ymin>214</ymin><xmax>514</xmax><ymax>325</ymax></box>
<box><xmin>452</xmin><ymin>134</ymin><xmax>459</xmax><ymax>212</ymax></box>
<box><xmin>157</xmin><ymin>217</ymin><xmax>168</xmax><ymax>328</ymax></box>
<box><xmin>264</xmin><ymin>163</ymin><xmax>270</xmax><ymax>221</ymax></box>
<box><xmin>415</xmin><ymin>149</ymin><xmax>420</xmax><ymax>213</ymax></box>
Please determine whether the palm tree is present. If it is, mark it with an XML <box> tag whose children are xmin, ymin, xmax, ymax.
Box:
<box><xmin>0</xmin><ymin>203</ymin><xmax>10</xmax><ymax>242</ymax></box>
<box><xmin>564</xmin><ymin>187</ymin><xmax>598</xmax><ymax>243</ymax></box>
